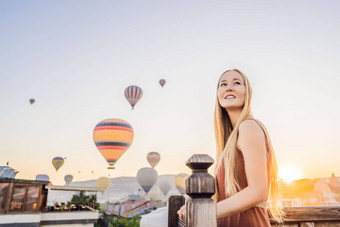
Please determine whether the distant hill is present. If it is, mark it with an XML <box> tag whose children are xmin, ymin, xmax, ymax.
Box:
<box><xmin>48</xmin><ymin>175</ymin><xmax>181</xmax><ymax>204</ymax></box>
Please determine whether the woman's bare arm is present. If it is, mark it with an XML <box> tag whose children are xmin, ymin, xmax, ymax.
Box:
<box><xmin>216</xmin><ymin>119</ymin><xmax>268</xmax><ymax>218</ymax></box>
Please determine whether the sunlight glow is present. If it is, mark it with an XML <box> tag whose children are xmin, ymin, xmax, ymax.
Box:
<box><xmin>279</xmin><ymin>165</ymin><xmax>303</xmax><ymax>183</ymax></box>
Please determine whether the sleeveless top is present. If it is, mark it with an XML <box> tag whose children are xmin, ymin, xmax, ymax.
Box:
<box><xmin>216</xmin><ymin>118</ymin><xmax>271</xmax><ymax>227</ymax></box>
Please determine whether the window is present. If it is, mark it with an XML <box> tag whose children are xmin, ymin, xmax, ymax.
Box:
<box><xmin>0</xmin><ymin>183</ymin><xmax>9</xmax><ymax>213</ymax></box>
<box><xmin>25</xmin><ymin>186</ymin><xmax>39</xmax><ymax>211</ymax></box>
<box><xmin>10</xmin><ymin>185</ymin><xmax>26</xmax><ymax>212</ymax></box>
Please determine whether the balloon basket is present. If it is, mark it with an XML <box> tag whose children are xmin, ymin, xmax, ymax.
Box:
<box><xmin>108</xmin><ymin>167</ymin><xmax>115</xmax><ymax>170</ymax></box>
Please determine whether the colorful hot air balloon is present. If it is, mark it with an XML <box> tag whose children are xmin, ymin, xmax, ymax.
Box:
<box><xmin>159</xmin><ymin>180</ymin><xmax>172</xmax><ymax>196</ymax></box>
<box><xmin>36</xmin><ymin>174</ymin><xmax>49</xmax><ymax>181</ymax></box>
<box><xmin>159</xmin><ymin>79</ymin><xmax>166</xmax><ymax>87</ymax></box>
<box><xmin>96</xmin><ymin>177</ymin><xmax>111</xmax><ymax>190</ymax></box>
<box><xmin>29</xmin><ymin>99</ymin><xmax>35</xmax><ymax>105</ymax></box>
<box><xmin>137</xmin><ymin>167</ymin><xmax>158</xmax><ymax>194</ymax></box>
<box><xmin>52</xmin><ymin>157</ymin><xmax>64</xmax><ymax>172</ymax></box>
<box><xmin>93</xmin><ymin>119</ymin><xmax>134</xmax><ymax>169</ymax></box>
<box><xmin>64</xmin><ymin>174</ymin><xmax>73</xmax><ymax>185</ymax></box>
<box><xmin>174</xmin><ymin>173</ymin><xmax>189</xmax><ymax>195</ymax></box>
<box><xmin>147</xmin><ymin>152</ymin><xmax>160</xmax><ymax>168</ymax></box>
<box><xmin>124</xmin><ymin>85</ymin><xmax>143</xmax><ymax>109</ymax></box>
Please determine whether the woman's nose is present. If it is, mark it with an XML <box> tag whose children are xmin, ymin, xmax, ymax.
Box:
<box><xmin>226</xmin><ymin>86</ymin><xmax>233</xmax><ymax>91</ymax></box>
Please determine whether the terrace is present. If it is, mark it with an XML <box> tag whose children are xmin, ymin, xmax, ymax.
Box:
<box><xmin>0</xmin><ymin>178</ymin><xmax>101</xmax><ymax>227</ymax></box>
<box><xmin>143</xmin><ymin>154</ymin><xmax>340</xmax><ymax>227</ymax></box>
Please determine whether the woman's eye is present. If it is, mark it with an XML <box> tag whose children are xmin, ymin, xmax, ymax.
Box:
<box><xmin>234</xmin><ymin>81</ymin><xmax>241</xmax><ymax>85</ymax></box>
<box><xmin>220</xmin><ymin>83</ymin><xmax>227</xmax><ymax>87</ymax></box>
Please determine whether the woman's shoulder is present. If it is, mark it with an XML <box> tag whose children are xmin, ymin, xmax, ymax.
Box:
<box><xmin>239</xmin><ymin>117</ymin><xmax>265</xmax><ymax>134</ymax></box>
<box><xmin>237</xmin><ymin>117</ymin><xmax>267</xmax><ymax>152</ymax></box>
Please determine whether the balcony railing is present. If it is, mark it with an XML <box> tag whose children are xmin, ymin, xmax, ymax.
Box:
<box><xmin>167</xmin><ymin>154</ymin><xmax>340</xmax><ymax>227</ymax></box>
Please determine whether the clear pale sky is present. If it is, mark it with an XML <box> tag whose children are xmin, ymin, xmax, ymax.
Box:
<box><xmin>1</xmin><ymin>1</ymin><xmax>339</xmax><ymax>185</ymax></box>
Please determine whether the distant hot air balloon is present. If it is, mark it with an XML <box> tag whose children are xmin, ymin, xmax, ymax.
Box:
<box><xmin>137</xmin><ymin>167</ymin><xmax>158</xmax><ymax>194</ymax></box>
<box><xmin>52</xmin><ymin>157</ymin><xmax>64</xmax><ymax>172</ymax></box>
<box><xmin>149</xmin><ymin>185</ymin><xmax>161</xmax><ymax>200</ymax></box>
<box><xmin>124</xmin><ymin>85</ymin><xmax>143</xmax><ymax>109</ymax></box>
<box><xmin>96</xmin><ymin>177</ymin><xmax>111</xmax><ymax>190</ymax></box>
<box><xmin>159</xmin><ymin>79</ymin><xmax>166</xmax><ymax>87</ymax></box>
<box><xmin>147</xmin><ymin>152</ymin><xmax>160</xmax><ymax>168</ymax></box>
<box><xmin>159</xmin><ymin>180</ymin><xmax>172</xmax><ymax>196</ymax></box>
<box><xmin>174</xmin><ymin>173</ymin><xmax>189</xmax><ymax>195</ymax></box>
<box><xmin>36</xmin><ymin>174</ymin><xmax>49</xmax><ymax>181</ymax></box>
<box><xmin>93</xmin><ymin>119</ymin><xmax>134</xmax><ymax>169</ymax></box>
<box><xmin>29</xmin><ymin>99</ymin><xmax>35</xmax><ymax>105</ymax></box>
<box><xmin>64</xmin><ymin>174</ymin><xmax>73</xmax><ymax>185</ymax></box>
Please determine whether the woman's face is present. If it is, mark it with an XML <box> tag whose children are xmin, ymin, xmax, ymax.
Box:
<box><xmin>217</xmin><ymin>70</ymin><xmax>246</xmax><ymax>111</ymax></box>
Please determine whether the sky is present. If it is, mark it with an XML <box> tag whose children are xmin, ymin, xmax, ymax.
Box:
<box><xmin>0</xmin><ymin>1</ymin><xmax>339</xmax><ymax>185</ymax></box>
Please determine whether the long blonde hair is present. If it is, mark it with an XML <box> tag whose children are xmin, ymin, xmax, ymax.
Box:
<box><xmin>213</xmin><ymin>69</ymin><xmax>284</xmax><ymax>223</ymax></box>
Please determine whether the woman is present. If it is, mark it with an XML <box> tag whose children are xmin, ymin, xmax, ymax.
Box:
<box><xmin>178</xmin><ymin>69</ymin><xmax>284</xmax><ymax>226</ymax></box>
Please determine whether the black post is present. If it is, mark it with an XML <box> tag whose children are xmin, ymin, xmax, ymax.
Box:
<box><xmin>168</xmin><ymin>195</ymin><xmax>185</xmax><ymax>227</ymax></box>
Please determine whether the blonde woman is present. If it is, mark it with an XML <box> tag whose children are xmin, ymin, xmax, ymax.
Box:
<box><xmin>178</xmin><ymin>69</ymin><xmax>284</xmax><ymax>226</ymax></box>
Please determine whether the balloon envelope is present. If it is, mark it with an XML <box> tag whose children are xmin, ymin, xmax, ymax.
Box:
<box><xmin>159</xmin><ymin>79</ymin><xmax>166</xmax><ymax>87</ymax></box>
<box><xmin>93</xmin><ymin>118</ymin><xmax>134</xmax><ymax>169</ymax></box>
<box><xmin>36</xmin><ymin>174</ymin><xmax>49</xmax><ymax>181</ymax></box>
<box><xmin>137</xmin><ymin>167</ymin><xmax>158</xmax><ymax>193</ymax></box>
<box><xmin>52</xmin><ymin>157</ymin><xmax>64</xmax><ymax>171</ymax></box>
<box><xmin>149</xmin><ymin>185</ymin><xmax>161</xmax><ymax>200</ymax></box>
<box><xmin>29</xmin><ymin>99</ymin><xmax>35</xmax><ymax>105</ymax></box>
<box><xmin>147</xmin><ymin>152</ymin><xmax>160</xmax><ymax>168</ymax></box>
<box><xmin>96</xmin><ymin>177</ymin><xmax>111</xmax><ymax>190</ymax></box>
<box><xmin>64</xmin><ymin>174</ymin><xmax>73</xmax><ymax>185</ymax></box>
<box><xmin>124</xmin><ymin>85</ymin><xmax>143</xmax><ymax>109</ymax></box>
<box><xmin>174</xmin><ymin>173</ymin><xmax>189</xmax><ymax>195</ymax></box>
<box><xmin>159</xmin><ymin>180</ymin><xmax>172</xmax><ymax>196</ymax></box>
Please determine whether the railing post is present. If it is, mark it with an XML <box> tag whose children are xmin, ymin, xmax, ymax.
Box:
<box><xmin>185</xmin><ymin>154</ymin><xmax>216</xmax><ymax>227</ymax></box>
<box><xmin>168</xmin><ymin>195</ymin><xmax>185</xmax><ymax>227</ymax></box>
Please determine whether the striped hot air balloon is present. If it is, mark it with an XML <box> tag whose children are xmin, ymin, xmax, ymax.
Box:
<box><xmin>93</xmin><ymin>119</ymin><xmax>134</xmax><ymax>169</ymax></box>
<box><xmin>147</xmin><ymin>151</ymin><xmax>160</xmax><ymax>168</ymax></box>
<box><xmin>52</xmin><ymin>157</ymin><xmax>64</xmax><ymax>172</ymax></box>
<box><xmin>124</xmin><ymin>85</ymin><xmax>143</xmax><ymax>109</ymax></box>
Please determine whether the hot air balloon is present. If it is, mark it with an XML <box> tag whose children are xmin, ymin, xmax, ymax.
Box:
<box><xmin>52</xmin><ymin>157</ymin><xmax>64</xmax><ymax>172</ymax></box>
<box><xmin>148</xmin><ymin>185</ymin><xmax>161</xmax><ymax>200</ymax></box>
<box><xmin>96</xmin><ymin>177</ymin><xmax>111</xmax><ymax>190</ymax></box>
<box><xmin>64</xmin><ymin>174</ymin><xmax>73</xmax><ymax>185</ymax></box>
<box><xmin>147</xmin><ymin>152</ymin><xmax>160</xmax><ymax>168</ymax></box>
<box><xmin>124</xmin><ymin>85</ymin><xmax>143</xmax><ymax>109</ymax></box>
<box><xmin>159</xmin><ymin>180</ymin><xmax>172</xmax><ymax>196</ymax></box>
<box><xmin>159</xmin><ymin>79</ymin><xmax>166</xmax><ymax>87</ymax></box>
<box><xmin>174</xmin><ymin>173</ymin><xmax>189</xmax><ymax>195</ymax></box>
<box><xmin>93</xmin><ymin>119</ymin><xmax>134</xmax><ymax>169</ymax></box>
<box><xmin>136</xmin><ymin>167</ymin><xmax>158</xmax><ymax>194</ymax></box>
<box><xmin>29</xmin><ymin>99</ymin><xmax>35</xmax><ymax>105</ymax></box>
<box><xmin>36</xmin><ymin>174</ymin><xmax>49</xmax><ymax>181</ymax></box>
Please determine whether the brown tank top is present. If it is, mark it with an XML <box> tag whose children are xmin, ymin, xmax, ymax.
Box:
<box><xmin>216</xmin><ymin>118</ymin><xmax>271</xmax><ymax>227</ymax></box>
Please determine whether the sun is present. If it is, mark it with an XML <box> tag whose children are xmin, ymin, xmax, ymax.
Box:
<box><xmin>279</xmin><ymin>165</ymin><xmax>303</xmax><ymax>183</ymax></box>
